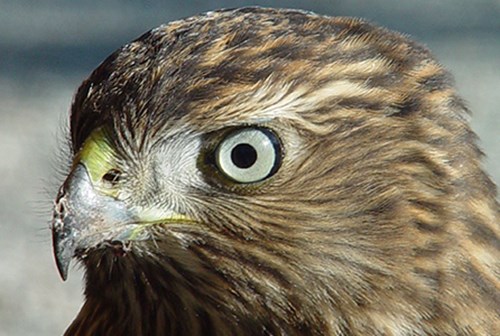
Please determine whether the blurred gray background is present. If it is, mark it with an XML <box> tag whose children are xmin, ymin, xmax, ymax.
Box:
<box><xmin>0</xmin><ymin>1</ymin><xmax>498</xmax><ymax>335</ymax></box>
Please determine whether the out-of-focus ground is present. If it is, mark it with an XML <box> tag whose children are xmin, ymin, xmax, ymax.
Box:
<box><xmin>0</xmin><ymin>1</ymin><xmax>498</xmax><ymax>335</ymax></box>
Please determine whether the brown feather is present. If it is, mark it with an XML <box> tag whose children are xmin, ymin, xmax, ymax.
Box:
<box><xmin>63</xmin><ymin>7</ymin><xmax>499</xmax><ymax>335</ymax></box>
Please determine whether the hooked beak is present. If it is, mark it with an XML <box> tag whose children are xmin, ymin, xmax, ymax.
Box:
<box><xmin>51</xmin><ymin>164</ymin><xmax>134</xmax><ymax>280</ymax></box>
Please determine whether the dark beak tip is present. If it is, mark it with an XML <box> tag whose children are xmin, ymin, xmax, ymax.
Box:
<box><xmin>55</xmin><ymin>258</ymin><xmax>69</xmax><ymax>281</ymax></box>
<box><xmin>53</xmin><ymin>239</ymin><xmax>72</xmax><ymax>281</ymax></box>
<box><xmin>52</xmin><ymin>225</ymin><xmax>75</xmax><ymax>282</ymax></box>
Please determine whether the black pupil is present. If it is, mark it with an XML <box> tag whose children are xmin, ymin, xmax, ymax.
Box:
<box><xmin>231</xmin><ymin>143</ymin><xmax>257</xmax><ymax>169</ymax></box>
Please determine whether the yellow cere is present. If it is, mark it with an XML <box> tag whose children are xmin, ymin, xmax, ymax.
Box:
<box><xmin>76</xmin><ymin>128</ymin><xmax>120</xmax><ymax>197</ymax></box>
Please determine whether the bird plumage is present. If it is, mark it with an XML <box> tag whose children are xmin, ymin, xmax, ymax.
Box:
<box><xmin>53</xmin><ymin>7</ymin><xmax>499</xmax><ymax>335</ymax></box>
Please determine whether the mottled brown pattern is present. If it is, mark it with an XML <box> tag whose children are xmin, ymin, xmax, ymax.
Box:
<box><xmin>59</xmin><ymin>7</ymin><xmax>498</xmax><ymax>336</ymax></box>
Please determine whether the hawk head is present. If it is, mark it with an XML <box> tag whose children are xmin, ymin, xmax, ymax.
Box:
<box><xmin>52</xmin><ymin>7</ymin><xmax>499</xmax><ymax>335</ymax></box>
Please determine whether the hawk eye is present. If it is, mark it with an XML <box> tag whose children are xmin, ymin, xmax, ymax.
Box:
<box><xmin>216</xmin><ymin>128</ymin><xmax>281</xmax><ymax>183</ymax></box>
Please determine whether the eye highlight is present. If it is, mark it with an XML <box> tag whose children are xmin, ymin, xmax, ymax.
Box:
<box><xmin>215</xmin><ymin>128</ymin><xmax>282</xmax><ymax>183</ymax></box>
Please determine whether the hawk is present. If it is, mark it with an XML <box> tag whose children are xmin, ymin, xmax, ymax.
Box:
<box><xmin>52</xmin><ymin>7</ymin><xmax>499</xmax><ymax>335</ymax></box>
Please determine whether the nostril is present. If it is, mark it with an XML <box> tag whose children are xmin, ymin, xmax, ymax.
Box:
<box><xmin>101</xmin><ymin>169</ymin><xmax>122</xmax><ymax>188</ymax></box>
